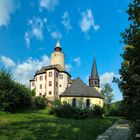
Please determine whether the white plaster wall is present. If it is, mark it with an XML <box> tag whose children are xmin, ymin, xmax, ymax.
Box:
<box><xmin>35</xmin><ymin>73</ymin><xmax>46</xmax><ymax>96</ymax></box>
<box><xmin>46</xmin><ymin>70</ymin><xmax>55</xmax><ymax>98</ymax></box>
<box><xmin>51</xmin><ymin>52</ymin><xmax>65</xmax><ymax>70</ymax></box>
<box><xmin>30</xmin><ymin>81</ymin><xmax>35</xmax><ymax>90</ymax></box>
<box><xmin>58</xmin><ymin>72</ymin><xmax>69</xmax><ymax>95</ymax></box>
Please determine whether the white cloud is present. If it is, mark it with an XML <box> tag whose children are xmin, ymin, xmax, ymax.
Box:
<box><xmin>0</xmin><ymin>55</ymin><xmax>50</xmax><ymax>86</ymax></box>
<box><xmin>65</xmin><ymin>64</ymin><xmax>72</xmax><ymax>72</ymax></box>
<box><xmin>100</xmin><ymin>72</ymin><xmax>116</xmax><ymax>88</ymax></box>
<box><xmin>61</xmin><ymin>11</ymin><xmax>72</xmax><ymax>33</ymax></box>
<box><xmin>0</xmin><ymin>0</ymin><xmax>15</xmax><ymax>27</ymax></box>
<box><xmin>0</xmin><ymin>55</ymin><xmax>16</xmax><ymax>67</ymax></box>
<box><xmin>51</xmin><ymin>31</ymin><xmax>62</xmax><ymax>39</ymax></box>
<box><xmin>24</xmin><ymin>32</ymin><xmax>31</xmax><ymax>48</ymax></box>
<box><xmin>39</xmin><ymin>0</ymin><xmax>58</xmax><ymax>11</ymax></box>
<box><xmin>14</xmin><ymin>55</ymin><xmax>50</xmax><ymax>85</ymax></box>
<box><xmin>73</xmin><ymin>57</ymin><xmax>81</xmax><ymax>66</ymax></box>
<box><xmin>25</xmin><ymin>17</ymin><xmax>46</xmax><ymax>48</ymax></box>
<box><xmin>80</xmin><ymin>9</ymin><xmax>100</xmax><ymax>33</ymax></box>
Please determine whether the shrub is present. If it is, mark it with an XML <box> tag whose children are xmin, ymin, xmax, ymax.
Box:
<box><xmin>49</xmin><ymin>101</ymin><xmax>103</xmax><ymax>119</ymax></box>
<box><xmin>0</xmin><ymin>68</ymin><xmax>31</xmax><ymax>112</ymax></box>
<box><xmin>32</xmin><ymin>96</ymin><xmax>48</xmax><ymax>109</ymax></box>
<box><xmin>92</xmin><ymin>105</ymin><xmax>103</xmax><ymax>117</ymax></box>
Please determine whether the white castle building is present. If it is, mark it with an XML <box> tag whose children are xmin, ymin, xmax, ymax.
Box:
<box><xmin>30</xmin><ymin>40</ymin><xmax>103</xmax><ymax>107</ymax></box>
<box><xmin>30</xmin><ymin>40</ymin><xmax>71</xmax><ymax>100</ymax></box>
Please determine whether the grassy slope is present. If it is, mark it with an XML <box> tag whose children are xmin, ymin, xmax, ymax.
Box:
<box><xmin>0</xmin><ymin>109</ymin><xmax>119</xmax><ymax>140</ymax></box>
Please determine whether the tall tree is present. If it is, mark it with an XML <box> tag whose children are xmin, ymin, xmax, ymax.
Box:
<box><xmin>113</xmin><ymin>0</ymin><xmax>140</xmax><ymax>138</ymax></box>
<box><xmin>101</xmin><ymin>83</ymin><xmax>114</xmax><ymax>111</ymax></box>
<box><xmin>115</xmin><ymin>0</ymin><xmax>140</xmax><ymax>120</ymax></box>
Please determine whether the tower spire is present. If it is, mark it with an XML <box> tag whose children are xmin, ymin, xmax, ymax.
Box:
<box><xmin>89</xmin><ymin>57</ymin><xmax>100</xmax><ymax>90</ymax></box>
<box><xmin>54</xmin><ymin>40</ymin><xmax>62</xmax><ymax>51</ymax></box>
<box><xmin>91</xmin><ymin>57</ymin><xmax>99</xmax><ymax>78</ymax></box>
<box><xmin>56</xmin><ymin>40</ymin><xmax>60</xmax><ymax>48</ymax></box>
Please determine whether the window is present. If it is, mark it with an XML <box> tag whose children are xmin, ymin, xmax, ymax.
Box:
<box><xmin>95</xmin><ymin>81</ymin><xmax>97</xmax><ymax>84</ymax></box>
<box><xmin>49</xmin><ymin>91</ymin><xmax>52</xmax><ymax>95</ymax></box>
<box><xmin>36</xmin><ymin>77</ymin><xmax>37</xmax><ymax>81</ymax></box>
<box><xmin>49</xmin><ymin>72</ymin><xmax>52</xmax><ymax>77</ymax></box>
<box><xmin>60</xmin><ymin>74</ymin><xmax>63</xmax><ymax>79</ymax></box>
<box><xmin>49</xmin><ymin>81</ymin><xmax>52</xmax><ymax>86</ymax></box>
<box><xmin>90</xmin><ymin>81</ymin><xmax>93</xmax><ymax>85</ymax></box>
<box><xmin>56</xmin><ymin>82</ymin><xmax>58</xmax><ymax>87</ymax></box>
<box><xmin>43</xmin><ymin>92</ymin><xmax>46</xmax><ymax>97</ymax></box>
<box><xmin>40</xmin><ymin>76</ymin><xmax>43</xmax><ymax>81</ymax></box>
<box><xmin>59</xmin><ymin>84</ymin><xmax>62</xmax><ymax>87</ymax></box>
<box><xmin>40</xmin><ymin>84</ymin><xmax>42</xmax><ymax>89</ymax></box>
<box><xmin>45</xmin><ymin>75</ymin><xmax>46</xmax><ymax>80</ymax></box>
<box><xmin>86</xmin><ymin>99</ymin><xmax>90</xmax><ymax>109</ymax></box>
<box><xmin>72</xmin><ymin>98</ymin><xmax>76</xmax><ymax>107</ymax></box>
<box><xmin>56</xmin><ymin>73</ymin><xmax>58</xmax><ymax>78</ymax></box>
<box><xmin>32</xmin><ymin>83</ymin><xmax>35</xmax><ymax>86</ymax></box>
<box><xmin>39</xmin><ymin>93</ymin><xmax>42</xmax><ymax>96</ymax></box>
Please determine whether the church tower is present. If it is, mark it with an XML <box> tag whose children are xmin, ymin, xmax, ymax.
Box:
<box><xmin>89</xmin><ymin>57</ymin><xmax>100</xmax><ymax>91</ymax></box>
<box><xmin>51</xmin><ymin>40</ymin><xmax>65</xmax><ymax>70</ymax></box>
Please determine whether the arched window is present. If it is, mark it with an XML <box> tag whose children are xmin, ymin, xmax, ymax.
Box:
<box><xmin>72</xmin><ymin>98</ymin><xmax>76</xmax><ymax>107</ymax></box>
<box><xmin>86</xmin><ymin>99</ymin><xmax>90</xmax><ymax>108</ymax></box>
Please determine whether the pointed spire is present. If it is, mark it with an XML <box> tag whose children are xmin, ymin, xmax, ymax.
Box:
<box><xmin>54</xmin><ymin>40</ymin><xmax>62</xmax><ymax>51</ymax></box>
<box><xmin>56</xmin><ymin>40</ymin><xmax>60</xmax><ymax>48</ymax></box>
<box><xmin>91</xmin><ymin>57</ymin><xmax>99</xmax><ymax>78</ymax></box>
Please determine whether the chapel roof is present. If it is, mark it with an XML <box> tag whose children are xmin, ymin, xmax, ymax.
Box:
<box><xmin>60</xmin><ymin>77</ymin><xmax>103</xmax><ymax>98</ymax></box>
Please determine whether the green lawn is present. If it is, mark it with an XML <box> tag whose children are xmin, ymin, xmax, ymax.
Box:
<box><xmin>0</xmin><ymin>109</ymin><xmax>119</xmax><ymax>140</ymax></box>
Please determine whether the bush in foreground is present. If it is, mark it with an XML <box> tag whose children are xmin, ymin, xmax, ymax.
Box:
<box><xmin>49</xmin><ymin>101</ymin><xmax>103</xmax><ymax>119</ymax></box>
<box><xmin>0</xmin><ymin>68</ymin><xmax>31</xmax><ymax>112</ymax></box>
<box><xmin>32</xmin><ymin>96</ymin><xmax>48</xmax><ymax>109</ymax></box>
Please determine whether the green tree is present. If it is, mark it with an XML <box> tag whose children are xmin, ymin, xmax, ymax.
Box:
<box><xmin>101</xmin><ymin>83</ymin><xmax>114</xmax><ymax>113</ymax></box>
<box><xmin>114</xmin><ymin>0</ymin><xmax>140</xmax><ymax>120</ymax></box>
<box><xmin>113</xmin><ymin>0</ymin><xmax>140</xmax><ymax>138</ymax></box>
<box><xmin>0</xmin><ymin>68</ymin><xmax>31</xmax><ymax>112</ymax></box>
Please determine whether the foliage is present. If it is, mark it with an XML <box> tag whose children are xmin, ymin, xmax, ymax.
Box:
<box><xmin>30</xmin><ymin>89</ymin><xmax>36</xmax><ymax>97</ymax></box>
<box><xmin>108</xmin><ymin>101</ymin><xmax>124</xmax><ymax>116</ymax></box>
<box><xmin>0</xmin><ymin>68</ymin><xmax>31</xmax><ymax>112</ymax></box>
<box><xmin>101</xmin><ymin>83</ymin><xmax>114</xmax><ymax>113</ymax></box>
<box><xmin>114</xmin><ymin>0</ymin><xmax>140</xmax><ymax>120</ymax></box>
<box><xmin>0</xmin><ymin>109</ymin><xmax>118</xmax><ymax>140</ymax></box>
<box><xmin>92</xmin><ymin>105</ymin><xmax>104</xmax><ymax>117</ymax></box>
<box><xmin>113</xmin><ymin>0</ymin><xmax>140</xmax><ymax>138</ymax></box>
<box><xmin>32</xmin><ymin>96</ymin><xmax>48</xmax><ymax>109</ymax></box>
<box><xmin>49</xmin><ymin>101</ymin><xmax>103</xmax><ymax>119</ymax></box>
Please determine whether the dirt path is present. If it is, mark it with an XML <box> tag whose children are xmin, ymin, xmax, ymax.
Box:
<box><xmin>96</xmin><ymin>119</ymin><xmax>130</xmax><ymax>140</ymax></box>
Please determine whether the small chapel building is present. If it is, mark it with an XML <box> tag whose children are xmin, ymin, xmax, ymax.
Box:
<box><xmin>30</xmin><ymin>40</ymin><xmax>103</xmax><ymax>108</ymax></box>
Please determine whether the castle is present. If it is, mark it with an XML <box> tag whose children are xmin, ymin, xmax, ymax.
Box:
<box><xmin>30</xmin><ymin>40</ymin><xmax>103</xmax><ymax>108</ymax></box>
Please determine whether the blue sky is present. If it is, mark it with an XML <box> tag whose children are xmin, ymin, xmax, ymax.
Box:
<box><xmin>0</xmin><ymin>0</ymin><xmax>130</xmax><ymax>101</ymax></box>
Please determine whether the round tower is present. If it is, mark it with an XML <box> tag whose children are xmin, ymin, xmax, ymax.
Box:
<box><xmin>51</xmin><ymin>40</ymin><xmax>65</xmax><ymax>70</ymax></box>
